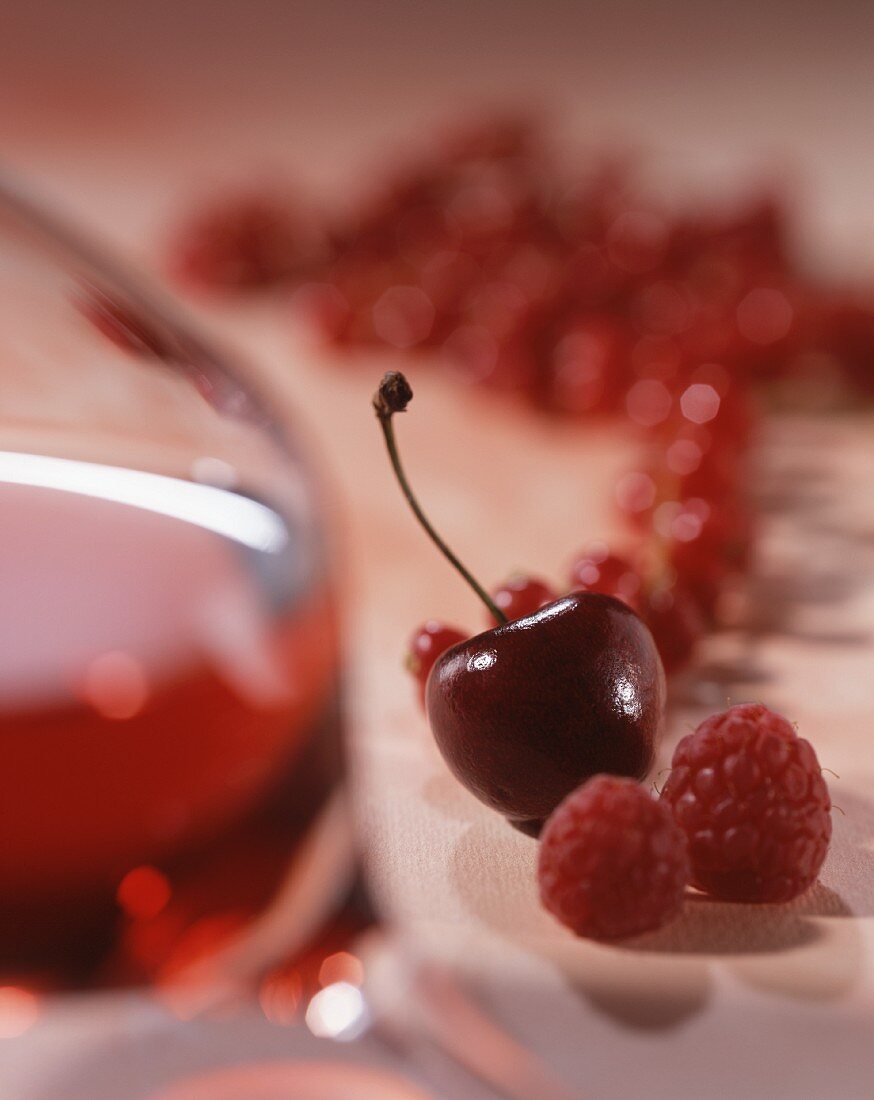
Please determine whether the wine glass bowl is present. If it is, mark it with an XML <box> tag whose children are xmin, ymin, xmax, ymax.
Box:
<box><xmin>0</xmin><ymin>182</ymin><xmax>346</xmax><ymax>989</ymax></box>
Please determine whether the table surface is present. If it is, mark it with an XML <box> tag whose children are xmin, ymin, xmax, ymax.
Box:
<box><xmin>3</xmin><ymin>4</ymin><xmax>874</xmax><ymax>1096</ymax></box>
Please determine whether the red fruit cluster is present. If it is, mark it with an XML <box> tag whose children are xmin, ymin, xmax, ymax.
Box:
<box><xmin>538</xmin><ymin>705</ymin><xmax>832</xmax><ymax>941</ymax></box>
<box><xmin>170</xmin><ymin>194</ymin><xmax>321</xmax><ymax>291</ymax></box>
<box><xmin>168</xmin><ymin>115</ymin><xmax>874</xmax><ymax>405</ymax></box>
<box><xmin>167</xmin><ymin>114</ymin><xmax>874</xmax><ymax>682</ymax></box>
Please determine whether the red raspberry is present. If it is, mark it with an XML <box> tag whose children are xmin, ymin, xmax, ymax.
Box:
<box><xmin>661</xmin><ymin>703</ymin><xmax>832</xmax><ymax>902</ymax></box>
<box><xmin>538</xmin><ymin>776</ymin><xmax>689</xmax><ymax>941</ymax></box>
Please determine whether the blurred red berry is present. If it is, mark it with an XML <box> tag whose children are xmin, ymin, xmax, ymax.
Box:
<box><xmin>406</xmin><ymin>621</ymin><xmax>467</xmax><ymax>706</ymax></box>
<box><xmin>439</xmin><ymin>114</ymin><xmax>541</xmax><ymax>164</ymax></box>
<box><xmin>543</xmin><ymin>315</ymin><xmax>629</xmax><ymax>416</ymax></box>
<box><xmin>615</xmin><ymin>469</ymin><xmax>658</xmax><ymax>526</ymax></box>
<box><xmin>289</xmin><ymin>282</ymin><xmax>353</xmax><ymax>345</ymax></box>
<box><xmin>641</xmin><ymin>582</ymin><xmax>703</xmax><ymax>676</ymax></box>
<box><xmin>814</xmin><ymin>298</ymin><xmax>874</xmax><ymax>396</ymax></box>
<box><xmin>490</xmin><ymin>575</ymin><xmax>556</xmax><ymax>624</ymax></box>
<box><xmin>568</xmin><ymin>544</ymin><xmax>642</xmax><ymax>608</ymax></box>
<box><xmin>171</xmin><ymin>195</ymin><xmax>317</xmax><ymax>290</ymax></box>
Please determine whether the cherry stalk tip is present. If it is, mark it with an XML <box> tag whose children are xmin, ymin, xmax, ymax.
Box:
<box><xmin>373</xmin><ymin>370</ymin><xmax>413</xmax><ymax>418</ymax></box>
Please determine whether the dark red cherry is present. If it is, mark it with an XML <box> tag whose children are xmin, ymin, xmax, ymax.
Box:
<box><xmin>373</xmin><ymin>372</ymin><xmax>666</xmax><ymax>836</ymax></box>
<box><xmin>406</xmin><ymin>621</ymin><xmax>467</xmax><ymax>706</ymax></box>
<box><xmin>489</xmin><ymin>575</ymin><xmax>556</xmax><ymax>624</ymax></box>
<box><xmin>426</xmin><ymin>593</ymin><xmax>665</xmax><ymax>835</ymax></box>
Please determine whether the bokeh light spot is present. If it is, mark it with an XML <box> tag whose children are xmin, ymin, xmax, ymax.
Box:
<box><xmin>259</xmin><ymin>970</ymin><xmax>304</xmax><ymax>1027</ymax></box>
<box><xmin>319</xmin><ymin>951</ymin><xmax>365</xmax><ymax>988</ymax></box>
<box><xmin>0</xmin><ymin>987</ymin><xmax>39</xmax><ymax>1039</ymax></box>
<box><xmin>616</xmin><ymin>471</ymin><xmax>657</xmax><ymax>515</ymax></box>
<box><xmin>625</xmin><ymin>379</ymin><xmax>672</xmax><ymax>427</ymax></box>
<box><xmin>117</xmin><ymin>865</ymin><xmax>172</xmax><ymax>920</ymax></box>
<box><xmin>680</xmin><ymin>382</ymin><xmax>721</xmax><ymax>424</ymax></box>
<box><xmin>372</xmin><ymin>286</ymin><xmax>435</xmax><ymax>348</ymax></box>
<box><xmin>736</xmin><ymin>287</ymin><xmax>793</xmax><ymax>345</ymax></box>
<box><xmin>305</xmin><ymin>981</ymin><xmax>370</xmax><ymax>1042</ymax></box>
<box><xmin>666</xmin><ymin>438</ymin><xmax>704</xmax><ymax>476</ymax></box>
<box><xmin>82</xmin><ymin>651</ymin><xmax>150</xmax><ymax>720</ymax></box>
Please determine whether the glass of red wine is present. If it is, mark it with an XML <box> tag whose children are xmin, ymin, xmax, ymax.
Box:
<box><xmin>0</xmin><ymin>181</ymin><xmax>568</xmax><ymax>1100</ymax></box>
<box><xmin>0</xmin><ymin>180</ymin><xmax>353</xmax><ymax>996</ymax></box>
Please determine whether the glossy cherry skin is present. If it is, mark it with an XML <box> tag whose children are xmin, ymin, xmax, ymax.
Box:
<box><xmin>426</xmin><ymin>592</ymin><xmax>665</xmax><ymax>835</ymax></box>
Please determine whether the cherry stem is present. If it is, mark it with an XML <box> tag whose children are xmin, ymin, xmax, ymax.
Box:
<box><xmin>373</xmin><ymin>371</ymin><xmax>508</xmax><ymax>625</ymax></box>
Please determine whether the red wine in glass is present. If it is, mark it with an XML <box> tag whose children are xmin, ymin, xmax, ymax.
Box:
<box><xmin>0</xmin><ymin>183</ymin><xmax>351</xmax><ymax>993</ymax></box>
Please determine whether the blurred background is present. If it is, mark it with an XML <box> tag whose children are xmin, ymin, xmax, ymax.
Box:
<box><xmin>4</xmin><ymin>0</ymin><xmax>874</xmax><ymax>274</ymax></box>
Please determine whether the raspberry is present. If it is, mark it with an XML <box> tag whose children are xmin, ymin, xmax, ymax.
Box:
<box><xmin>538</xmin><ymin>776</ymin><xmax>689</xmax><ymax>941</ymax></box>
<box><xmin>661</xmin><ymin>703</ymin><xmax>832</xmax><ymax>902</ymax></box>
